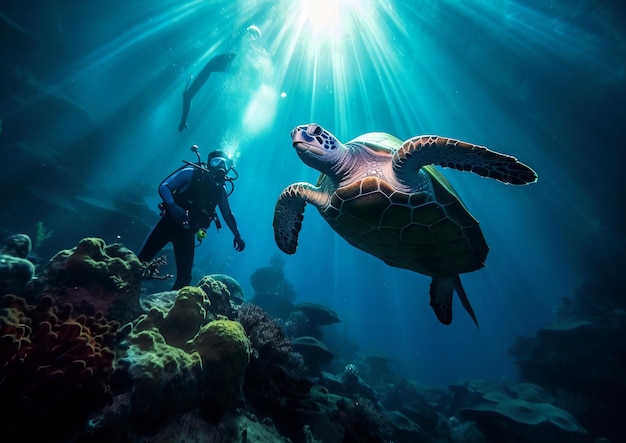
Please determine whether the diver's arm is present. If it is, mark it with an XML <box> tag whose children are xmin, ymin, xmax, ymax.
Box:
<box><xmin>177</xmin><ymin>53</ymin><xmax>236</xmax><ymax>132</ymax></box>
<box><xmin>217</xmin><ymin>193</ymin><xmax>241</xmax><ymax>238</ymax></box>
<box><xmin>158</xmin><ymin>167</ymin><xmax>194</xmax><ymax>205</ymax></box>
<box><xmin>159</xmin><ymin>168</ymin><xmax>194</xmax><ymax>228</ymax></box>
<box><xmin>217</xmin><ymin>191</ymin><xmax>245</xmax><ymax>251</ymax></box>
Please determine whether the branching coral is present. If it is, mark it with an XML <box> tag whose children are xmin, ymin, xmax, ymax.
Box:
<box><xmin>237</xmin><ymin>303</ymin><xmax>310</xmax><ymax>424</ymax></box>
<box><xmin>34</xmin><ymin>221</ymin><xmax>53</xmax><ymax>250</ymax></box>
<box><xmin>332</xmin><ymin>396</ymin><xmax>392</xmax><ymax>442</ymax></box>
<box><xmin>0</xmin><ymin>294</ymin><xmax>121</xmax><ymax>440</ymax></box>
<box><xmin>238</xmin><ymin>303</ymin><xmax>293</xmax><ymax>365</ymax></box>
<box><xmin>140</xmin><ymin>255</ymin><xmax>172</xmax><ymax>281</ymax></box>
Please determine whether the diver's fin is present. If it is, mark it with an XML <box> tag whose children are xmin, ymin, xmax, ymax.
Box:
<box><xmin>429</xmin><ymin>276</ymin><xmax>454</xmax><ymax>325</ymax></box>
<box><xmin>454</xmin><ymin>275</ymin><xmax>479</xmax><ymax>328</ymax></box>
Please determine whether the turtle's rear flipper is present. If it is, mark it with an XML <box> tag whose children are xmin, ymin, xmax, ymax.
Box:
<box><xmin>430</xmin><ymin>276</ymin><xmax>454</xmax><ymax>325</ymax></box>
<box><xmin>454</xmin><ymin>275</ymin><xmax>479</xmax><ymax>328</ymax></box>
<box><xmin>429</xmin><ymin>275</ymin><xmax>479</xmax><ymax>328</ymax></box>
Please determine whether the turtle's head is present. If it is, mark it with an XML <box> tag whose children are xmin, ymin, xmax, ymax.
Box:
<box><xmin>291</xmin><ymin>123</ymin><xmax>344</xmax><ymax>175</ymax></box>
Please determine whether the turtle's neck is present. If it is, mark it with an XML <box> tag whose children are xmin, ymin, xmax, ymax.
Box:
<box><xmin>330</xmin><ymin>146</ymin><xmax>359</xmax><ymax>187</ymax></box>
<box><xmin>334</xmin><ymin>145</ymin><xmax>386</xmax><ymax>188</ymax></box>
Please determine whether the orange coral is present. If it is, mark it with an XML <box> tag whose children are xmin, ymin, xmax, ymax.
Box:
<box><xmin>0</xmin><ymin>294</ymin><xmax>121</xmax><ymax>440</ymax></box>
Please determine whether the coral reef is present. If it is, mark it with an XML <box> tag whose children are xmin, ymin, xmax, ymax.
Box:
<box><xmin>197</xmin><ymin>275</ymin><xmax>237</xmax><ymax>319</ymax></box>
<box><xmin>139</xmin><ymin>409</ymin><xmax>291</xmax><ymax>443</ymax></box>
<box><xmin>295</xmin><ymin>302</ymin><xmax>340</xmax><ymax>326</ymax></box>
<box><xmin>0</xmin><ymin>232</ymin><xmax>32</xmax><ymax>258</ymax></box>
<box><xmin>250</xmin><ymin>291</ymin><xmax>295</xmax><ymax>319</ymax></box>
<box><xmin>0</xmin><ymin>233</ymin><xmax>36</xmax><ymax>296</ymax></box>
<box><xmin>508</xmin><ymin>242</ymin><xmax>626</xmax><ymax>442</ymax></box>
<box><xmin>116</xmin><ymin>290</ymin><xmax>250</xmax><ymax>427</ymax></box>
<box><xmin>291</xmin><ymin>335</ymin><xmax>335</xmax><ymax>376</ymax></box>
<box><xmin>282</xmin><ymin>302</ymin><xmax>341</xmax><ymax>339</ymax></box>
<box><xmin>209</xmin><ymin>273</ymin><xmax>245</xmax><ymax>304</ymax></box>
<box><xmin>33</xmin><ymin>220</ymin><xmax>53</xmax><ymax>250</ymax></box>
<box><xmin>250</xmin><ymin>254</ymin><xmax>297</xmax><ymax>306</ymax></box>
<box><xmin>459</xmin><ymin>395</ymin><xmax>587</xmax><ymax>442</ymax></box>
<box><xmin>42</xmin><ymin>237</ymin><xmax>144</xmax><ymax>323</ymax></box>
<box><xmin>191</xmin><ymin>319</ymin><xmax>251</xmax><ymax>419</ymax></box>
<box><xmin>2</xmin><ymin>232</ymin><xmax>619</xmax><ymax>443</ymax></box>
<box><xmin>0</xmin><ymin>294</ymin><xmax>121</xmax><ymax>441</ymax></box>
<box><xmin>122</xmin><ymin>327</ymin><xmax>203</xmax><ymax>426</ymax></box>
<box><xmin>135</xmin><ymin>286</ymin><xmax>211</xmax><ymax>348</ymax></box>
<box><xmin>331</xmin><ymin>396</ymin><xmax>392</xmax><ymax>442</ymax></box>
<box><xmin>237</xmin><ymin>303</ymin><xmax>313</xmax><ymax>439</ymax></box>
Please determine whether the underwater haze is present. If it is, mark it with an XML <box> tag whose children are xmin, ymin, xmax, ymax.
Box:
<box><xmin>1</xmin><ymin>0</ymin><xmax>625</xmax><ymax>441</ymax></box>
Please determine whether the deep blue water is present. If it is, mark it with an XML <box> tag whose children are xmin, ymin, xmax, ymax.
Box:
<box><xmin>1</xmin><ymin>0</ymin><xmax>624</xmax><ymax>388</ymax></box>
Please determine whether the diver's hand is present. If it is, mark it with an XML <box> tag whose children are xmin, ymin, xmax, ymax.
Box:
<box><xmin>233</xmin><ymin>236</ymin><xmax>245</xmax><ymax>252</ymax></box>
<box><xmin>178</xmin><ymin>121</ymin><xmax>188</xmax><ymax>132</ymax></box>
<box><xmin>167</xmin><ymin>203</ymin><xmax>189</xmax><ymax>228</ymax></box>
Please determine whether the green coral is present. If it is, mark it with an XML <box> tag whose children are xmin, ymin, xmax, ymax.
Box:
<box><xmin>191</xmin><ymin>319</ymin><xmax>251</xmax><ymax>417</ymax></box>
<box><xmin>134</xmin><ymin>286</ymin><xmax>212</xmax><ymax>348</ymax></box>
<box><xmin>123</xmin><ymin>292</ymin><xmax>250</xmax><ymax>423</ymax></box>
<box><xmin>44</xmin><ymin>237</ymin><xmax>143</xmax><ymax>294</ymax></box>
<box><xmin>124</xmin><ymin>328</ymin><xmax>203</xmax><ymax>424</ymax></box>
<box><xmin>33</xmin><ymin>221</ymin><xmax>53</xmax><ymax>250</ymax></box>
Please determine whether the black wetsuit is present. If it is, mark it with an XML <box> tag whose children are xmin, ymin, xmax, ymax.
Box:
<box><xmin>138</xmin><ymin>165</ymin><xmax>244</xmax><ymax>289</ymax></box>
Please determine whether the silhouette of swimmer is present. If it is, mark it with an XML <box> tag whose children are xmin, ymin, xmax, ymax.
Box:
<box><xmin>178</xmin><ymin>53</ymin><xmax>236</xmax><ymax>132</ymax></box>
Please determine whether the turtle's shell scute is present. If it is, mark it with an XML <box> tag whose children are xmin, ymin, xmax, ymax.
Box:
<box><xmin>323</xmin><ymin>174</ymin><xmax>488</xmax><ymax>277</ymax></box>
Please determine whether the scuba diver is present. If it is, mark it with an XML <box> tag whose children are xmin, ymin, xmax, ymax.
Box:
<box><xmin>178</xmin><ymin>53</ymin><xmax>235</xmax><ymax>132</ymax></box>
<box><xmin>138</xmin><ymin>147</ymin><xmax>245</xmax><ymax>289</ymax></box>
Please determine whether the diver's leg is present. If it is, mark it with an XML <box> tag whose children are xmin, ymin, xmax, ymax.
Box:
<box><xmin>171</xmin><ymin>230</ymin><xmax>195</xmax><ymax>290</ymax></box>
<box><xmin>137</xmin><ymin>217</ymin><xmax>172</xmax><ymax>262</ymax></box>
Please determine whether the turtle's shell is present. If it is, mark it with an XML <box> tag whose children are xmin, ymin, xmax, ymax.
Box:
<box><xmin>319</xmin><ymin>136</ymin><xmax>489</xmax><ymax>277</ymax></box>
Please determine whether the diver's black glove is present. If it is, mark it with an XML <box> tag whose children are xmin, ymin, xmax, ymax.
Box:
<box><xmin>167</xmin><ymin>203</ymin><xmax>189</xmax><ymax>229</ymax></box>
<box><xmin>233</xmin><ymin>236</ymin><xmax>245</xmax><ymax>252</ymax></box>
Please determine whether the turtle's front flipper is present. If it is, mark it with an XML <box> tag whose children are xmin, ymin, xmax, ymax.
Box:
<box><xmin>394</xmin><ymin>136</ymin><xmax>537</xmax><ymax>185</ymax></box>
<box><xmin>429</xmin><ymin>275</ymin><xmax>479</xmax><ymax>327</ymax></box>
<box><xmin>273</xmin><ymin>182</ymin><xmax>329</xmax><ymax>254</ymax></box>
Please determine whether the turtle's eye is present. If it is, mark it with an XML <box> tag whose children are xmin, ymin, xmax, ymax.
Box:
<box><xmin>307</xmin><ymin>124</ymin><xmax>323</xmax><ymax>137</ymax></box>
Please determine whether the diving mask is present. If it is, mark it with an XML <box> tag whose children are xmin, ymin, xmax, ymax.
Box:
<box><xmin>209</xmin><ymin>156</ymin><xmax>231</xmax><ymax>172</ymax></box>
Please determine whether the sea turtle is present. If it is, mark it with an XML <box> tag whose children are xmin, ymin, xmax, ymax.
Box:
<box><xmin>273</xmin><ymin>123</ymin><xmax>538</xmax><ymax>327</ymax></box>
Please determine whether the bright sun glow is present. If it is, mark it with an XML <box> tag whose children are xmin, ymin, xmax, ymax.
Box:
<box><xmin>266</xmin><ymin>0</ymin><xmax>406</xmax><ymax>133</ymax></box>
<box><xmin>295</xmin><ymin>0</ymin><xmax>374</xmax><ymax>46</ymax></box>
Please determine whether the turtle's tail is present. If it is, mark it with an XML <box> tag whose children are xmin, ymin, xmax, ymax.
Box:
<box><xmin>429</xmin><ymin>275</ymin><xmax>480</xmax><ymax>328</ymax></box>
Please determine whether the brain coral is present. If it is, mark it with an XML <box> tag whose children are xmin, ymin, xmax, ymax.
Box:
<box><xmin>0</xmin><ymin>294</ymin><xmax>120</xmax><ymax>440</ymax></box>
<box><xmin>122</xmin><ymin>328</ymin><xmax>203</xmax><ymax>426</ymax></box>
<box><xmin>121</xmin><ymin>292</ymin><xmax>249</xmax><ymax>424</ymax></box>
<box><xmin>197</xmin><ymin>275</ymin><xmax>237</xmax><ymax>319</ymax></box>
<box><xmin>191</xmin><ymin>319</ymin><xmax>251</xmax><ymax>418</ymax></box>
<box><xmin>134</xmin><ymin>286</ymin><xmax>211</xmax><ymax>349</ymax></box>
<box><xmin>42</xmin><ymin>237</ymin><xmax>144</xmax><ymax>322</ymax></box>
